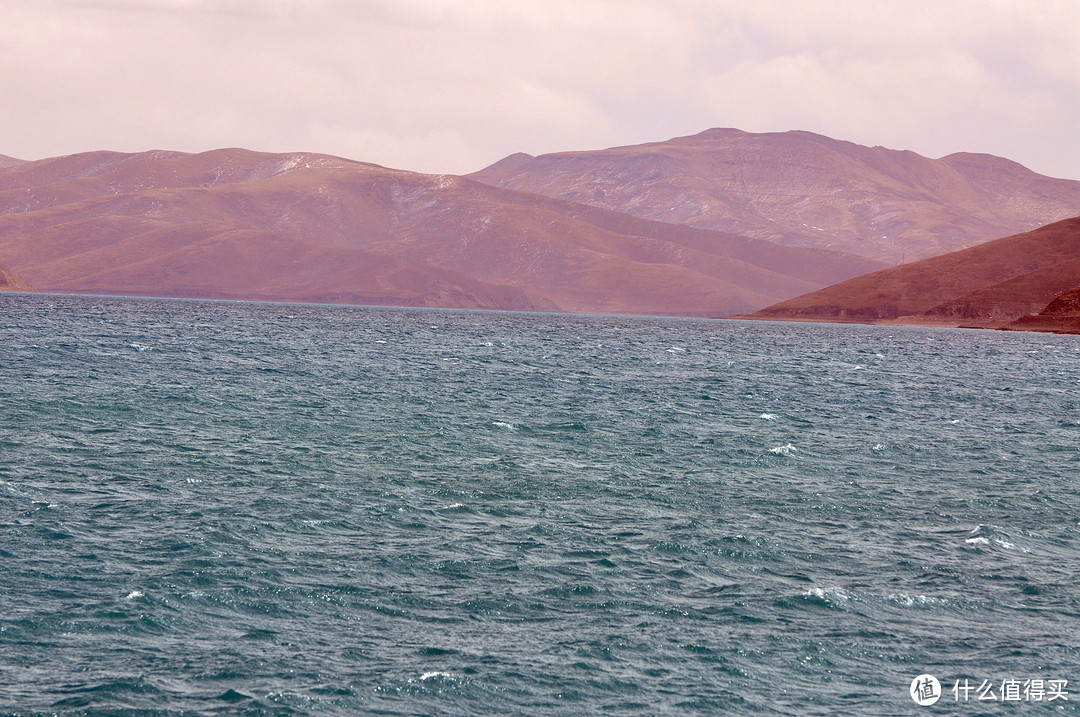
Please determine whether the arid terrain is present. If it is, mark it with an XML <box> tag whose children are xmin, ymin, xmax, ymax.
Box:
<box><xmin>0</xmin><ymin>261</ymin><xmax>31</xmax><ymax>291</ymax></box>
<box><xmin>743</xmin><ymin>217</ymin><xmax>1080</xmax><ymax>333</ymax></box>
<box><xmin>469</xmin><ymin>128</ymin><xmax>1080</xmax><ymax>264</ymax></box>
<box><xmin>0</xmin><ymin>154</ymin><xmax>25</xmax><ymax>170</ymax></box>
<box><xmin>2</xmin><ymin>131</ymin><xmax>1079</xmax><ymax>326</ymax></box>
<box><xmin>0</xmin><ymin>147</ymin><xmax>881</xmax><ymax>315</ymax></box>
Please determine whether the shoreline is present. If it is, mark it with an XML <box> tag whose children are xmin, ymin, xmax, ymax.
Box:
<box><xmin>725</xmin><ymin>313</ymin><xmax>1080</xmax><ymax>336</ymax></box>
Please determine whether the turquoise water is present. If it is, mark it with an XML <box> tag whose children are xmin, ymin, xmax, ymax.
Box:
<box><xmin>1</xmin><ymin>293</ymin><xmax>1078</xmax><ymax>715</ymax></box>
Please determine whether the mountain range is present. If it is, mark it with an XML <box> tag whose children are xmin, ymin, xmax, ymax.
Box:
<box><xmin>0</xmin><ymin>147</ymin><xmax>881</xmax><ymax>316</ymax></box>
<box><xmin>1</xmin><ymin>129</ymin><xmax>1079</xmax><ymax>323</ymax></box>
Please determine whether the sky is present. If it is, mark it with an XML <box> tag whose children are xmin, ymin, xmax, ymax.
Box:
<box><xmin>3</xmin><ymin>0</ymin><xmax>1079</xmax><ymax>179</ymax></box>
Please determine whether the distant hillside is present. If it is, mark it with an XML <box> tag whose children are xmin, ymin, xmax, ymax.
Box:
<box><xmin>0</xmin><ymin>148</ymin><xmax>881</xmax><ymax>316</ymax></box>
<box><xmin>0</xmin><ymin>262</ymin><xmax>32</xmax><ymax>291</ymax></box>
<box><xmin>469</xmin><ymin>128</ymin><xmax>1080</xmax><ymax>264</ymax></box>
<box><xmin>0</xmin><ymin>154</ymin><xmax>24</xmax><ymax>170</ymax></box>
<box><xmin>742</xmin><ymin>216</ymin><xmax>1080</xmax><ymax>332</ymax></box>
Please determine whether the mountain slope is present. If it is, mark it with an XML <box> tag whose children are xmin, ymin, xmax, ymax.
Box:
<box><xmin>468</xmin><ymin>128</ymin><xmax>1080</xmax><ymax>264</ymax></box>
<box><xmin>0</xmin><ymin>261</ymin><xmax>31</xmax><ymax>291</ymax></box>
<box><xmin>1005</xmin><ymin>286</ymin><xmax>1080</xmax><ymax>334</ymax></box>
<box><xmin>0</xmin><ymin>155</ymin><xmax>24</xmax><ymax>170</ymax></box>
<box><xmin>743</xmin><ymin>217</ymin><xmax>1080</xmax><ymax>329</ymax></box>
<box><xmin>0</xmin><ymin>148</ymin><xmax>881</xmax><ymax>316</ymax></box>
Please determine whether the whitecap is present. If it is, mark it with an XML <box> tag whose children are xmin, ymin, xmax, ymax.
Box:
<box><xmin>759</xmin><ymin>413</ymin><xmax>777</xmax><ymax>421</ymax></box>
<box><xmin>126</xmin><ymin>590</ymin><xmax>144</xmax><ymax>600</ymax></box>
<box><xmin>769</xmin><ymin>443</ymin><xmax>797</xmax><ymax>455</ymax></box>
<box><xmin>492</xmin><ymin>421</ymin><xmax>516</xmax><ymax>430</ymax></box>
<box><xmin>804</xmin><ymin>587</ymin><xmax>849</xmax><ymax>604</ymax></box>
<box><xmin>885</xmin><ymin>593</ymin><xmax>947</xmax><ymax>607</ymax></box>
<box><xmin>127</xmin><ymin>342</ymin><xmax>153</xmax><ymax>351</ymax></box>
<box><xmin>872</xmin><ymin>444</ymin><xmax>885</xmax><ymax>451</ymax></box>
<box><xmin>966</xmin><ymin>525</ymin><xmax>1027</xmax><ymax>552</ymax></box>
<box><xmin>419</xmin><ymin>671</ymin><xmax>454</xmax><ymax>681</ymax></box>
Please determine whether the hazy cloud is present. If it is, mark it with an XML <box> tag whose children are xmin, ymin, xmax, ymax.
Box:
<box><xmin>2</xmin><ymin>0</ymin><xmax>1078</xmax><ymax>178</ymax></box>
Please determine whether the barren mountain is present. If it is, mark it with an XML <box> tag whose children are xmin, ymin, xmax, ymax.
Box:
<box><xmin>0</xmin><ymin>148</ymin><xmax>881</xmax><ymax>316</ymax></box>
<box><xmin>0</xmin><ymin>154</ymin><xmax>24</xmax><ymax>170</ymax></box>
<box><xmin>468</xmin><ymin>128</ymin><xmax>1080</xmax><ymax>264</ymax></box>
<box><xmin>743</xmin><ymin>216</ymin><xmax>1080</xmax><ymax>332</ymax></box>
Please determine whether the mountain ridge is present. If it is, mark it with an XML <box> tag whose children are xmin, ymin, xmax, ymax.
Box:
<box><xmin>0</xmin><ymin>154</ymin><xmax>25</xmax><ymax>170</ymax></box>
<box><xmin>0</xmin><ymin>146</ymin><xmax>881</xmax><ymax>316</ymax></box>
<box><xmin>5</xmin><ymin>129</ymin><xmax>1079</xmax><ymax>322</ymax></box>
<box><xmin>468</xmin><ymin>128</ymin><xmax>1080</xmax><ymax>264</ymax></box>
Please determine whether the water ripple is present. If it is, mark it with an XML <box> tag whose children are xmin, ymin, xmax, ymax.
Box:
<box><xmin>1</xmin><ymin>295</ymin><xmax>1078</xmax><ymax>715</ymax></box>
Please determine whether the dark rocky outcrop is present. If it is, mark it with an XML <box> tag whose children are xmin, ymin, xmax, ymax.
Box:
<box><xmin>0</xmin><ymin>262</ymin><xmax>32</xmax><ymax>291</ymax></box>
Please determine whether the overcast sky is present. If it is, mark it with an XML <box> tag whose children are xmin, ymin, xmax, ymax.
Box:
<box><xmin>4</xmin><ymin>0</ymin><xmax>1079</xmax><ymax>179</ymax></box>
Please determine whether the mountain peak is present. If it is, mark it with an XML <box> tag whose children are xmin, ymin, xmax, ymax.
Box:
<box><xmin>468</xmin><ymin>128</ymin><xmax>1080</xmax><ymax>264</ymax></box>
